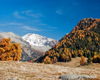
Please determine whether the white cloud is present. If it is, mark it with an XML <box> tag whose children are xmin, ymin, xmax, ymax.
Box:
<box><xmin>56</xmin><ymin>10</ymin><xmax>63</xmax><ymax>14</ymax></box>
<box><xmin>9</xmin><ymin>23</ymin><xmax>23</xmax><ymax>25</ymax></box>
<box><xmin>32</xmin><ymin>20</ymin><xmax>41</xmax><ymax>23</ymax></box>
<box><xmin>22</xmin><ymin>26</ymin><xmax>50</xmax><ymax>31</ymax></box>
<box><xmin>48</xmin><ymin>27</ymin><xmax>57</xmax><ymax>29</ymax></box>
<box><xmin>22</xmin><ymin>10</ymin><xmax>33</xmax><ymax>14</ymax></box>
<box><xmin>27</xmin><ymin>13</ymin><xmax>43</xmax><ymax>18</ymax></box>
<box><xmin>13</xmin><ymin>11</ymin><xmax>25</xmax><ymax>19</ymax></box>
<box><xmin>21</xmin><ymin>10</ymin><xmax>43</xmax><ymax>18</ymax></box>
<box><xmin>39</xmin><ymin>23</ymin><xmax>46</xmax><ymax>26</ymax></box>
<box><xmin>14</xmin><ymin>10</ymin><xmax>43</xmax><ymax>19</ymax></box>
<box><xmin>0</xmin><ymin>22</ymin><xmax>23</xmax><ymax>26</ymax></box>
<box><xmin>22</xmin><ymin>26</ymin><xmax>41</xmax><ymax>31</ymax></box>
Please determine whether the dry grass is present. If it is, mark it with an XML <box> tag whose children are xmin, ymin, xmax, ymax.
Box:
<box><xmin>54</xmin><ymin>57</ymin><xmax>88</xmax><ymax>67</ymax></box>
<box><xmin>0</xmin><ymin>57</ymin><xmax>100</xmax><ymax>80</ymax></box>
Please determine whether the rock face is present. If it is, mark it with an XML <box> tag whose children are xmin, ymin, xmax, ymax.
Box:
<box><xmin>0</xmin><ymin>32</ymin><xmax>43</xmax><ymax>61</ymax></box>
<box><xmin>22</xmin><ymin>33</ymin><xmax>59</xmax><ymax>52</ymax></box>
<box><xmin>59</xmin><ymin>74</ymin><xmax>94</xmax><ymax>80</ymax></box>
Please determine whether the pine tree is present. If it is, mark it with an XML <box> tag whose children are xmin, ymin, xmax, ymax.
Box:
<box><xmin>72</xmin><ymin>53</ymin><xmax>76</xmax><ymax>58</ymax></box>
<box><xmin>87</xmin><ymin>52</ymin><xmax>91</xmax><ymax>58</ymax></box>
<box><xmin>69</xmin><ymin>55</ymin><xmax>71</xmax><ymax>61</ymax></box>
<box><xmin>87</xmin><ymin>57</ymin><xmax>91</xmax><ymax>64</ymax></box>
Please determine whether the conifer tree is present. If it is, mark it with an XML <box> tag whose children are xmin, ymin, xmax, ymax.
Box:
<box><xmin>80</xmin><ymin>56</ymin><xmax>85</xmax><ymax>66</ymax></box>
<box><xmin>0</xmin><ymin>37</ymin><xmax>22</xmax><ymax>61</ymax></box>
<box><xmin>69</xmin><ymin>55</ymin><xmax>71</xmax><ymax>61</ymax></box>
<box><xmin>87</xmin><ymin>56</ymin><xmax>91</xmax><ymax>64</ymax></box>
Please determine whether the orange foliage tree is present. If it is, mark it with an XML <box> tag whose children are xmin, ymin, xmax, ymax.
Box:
<box><xmin>80</xmin><ymin>56</ymin><xmax>85</xmax><ymax>65</ymax></box>
<box><xmin>43</xmin><ymin>56</ymin><xmax>52</xmax><ymax>64</ymax></box>
<box><xmin>0</xmin><ymin>37</ymin><xmax>22</xmax><ymax>61</ymax></box>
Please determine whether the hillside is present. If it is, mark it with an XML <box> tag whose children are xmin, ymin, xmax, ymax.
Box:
<box><xmin>35</xmin><ymin>18</ymin><xmax>100</xmax><ymax>63</ymax></box>
<box><xmin>0</xmin><ymin>59</ymin><xmax>100</xmax><ymax>80</ymax></box>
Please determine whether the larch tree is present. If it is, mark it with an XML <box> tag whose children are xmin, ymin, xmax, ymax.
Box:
<box><xmin>80</xmin><ymin>56</ymin><xmax>85</xmax><ymax>66</ymax></box>
<box><xmin>43</xmin><ymin>56</ymin><xmax>52</xmax><ymax>64</ymax></box>
<box><xmin>0</xmin><ymin>37</ymin><xmax>22</xmax><ymax>61</ymax></box>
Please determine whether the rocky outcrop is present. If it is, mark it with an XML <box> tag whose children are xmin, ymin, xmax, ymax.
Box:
<box><xmin>59</xmin><ymin>74</ymin><xmax>94</xmax><ymax>80</ymax></box>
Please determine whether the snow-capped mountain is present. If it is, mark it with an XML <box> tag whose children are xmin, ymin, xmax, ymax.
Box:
<box><xmin>22</xmin><ymin>33</ymin><xmax>59</xmax><ymax>51</ymax></box>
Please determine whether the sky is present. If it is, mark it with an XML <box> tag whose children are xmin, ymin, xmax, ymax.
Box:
<box><xmin>0</xmin><ymin>0</ymin><xmax>100</xmax><ymax>40</ymax></box>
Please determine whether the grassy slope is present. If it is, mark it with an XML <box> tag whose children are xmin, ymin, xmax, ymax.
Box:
<box><xmin>0</xmin><ymin>58</ymin><xmax>100</xmax><ymax>80</ymax></box>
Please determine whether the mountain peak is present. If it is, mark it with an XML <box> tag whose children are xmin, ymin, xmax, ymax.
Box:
<box><xmin>22</xmin><ymin>33</ymin><xmax>59</xmax><ymax>51</ymax></box>
<box><xmin>22</xmin><ymin>33</ymin><xmax>58</xmax><ymax>47</ymax></box>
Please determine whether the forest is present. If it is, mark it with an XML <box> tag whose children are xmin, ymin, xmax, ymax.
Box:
<box><xmin>35</xmin><ymin>18</ymin><xmax>100</xmax><ymax>64</ymax></box>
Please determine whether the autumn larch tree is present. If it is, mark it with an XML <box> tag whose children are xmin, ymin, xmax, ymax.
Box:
<box><xmin>80</xmin><ymin>56</ymin><xmax>85</xmax><ymax>66</ymax></box>
<box><xmin>43</xmin><ymin>56</ymin><xmax>52</xmax><ymax>64</ymax></box>
<box><xmin>0</xmin><ymin>37</ymin><xmax>22</xmax><ymax>61</ymax></box>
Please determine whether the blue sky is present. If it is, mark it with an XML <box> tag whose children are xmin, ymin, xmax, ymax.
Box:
<box><xmin>0</xmin><ymin>0</ymin><xmax>100</xmax><ymax>40</ymax></box>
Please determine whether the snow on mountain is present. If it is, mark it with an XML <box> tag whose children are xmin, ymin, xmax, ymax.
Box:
<box><xmin>22</xmin><ymin>33</ymin><xmax>59</xmax><ymax>47</ymax></box>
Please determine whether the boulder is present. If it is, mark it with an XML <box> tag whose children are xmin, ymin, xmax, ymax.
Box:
<box><xmin>59</xmin><ymin>74</ymin><xmax>94</xmax><ymax>80</ymax></box>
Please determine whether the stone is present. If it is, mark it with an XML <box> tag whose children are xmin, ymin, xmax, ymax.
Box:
<box><xmin>59</xmin><ymin>74</ymin><xmax>94</xmax><ymax>80</ymax></box>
